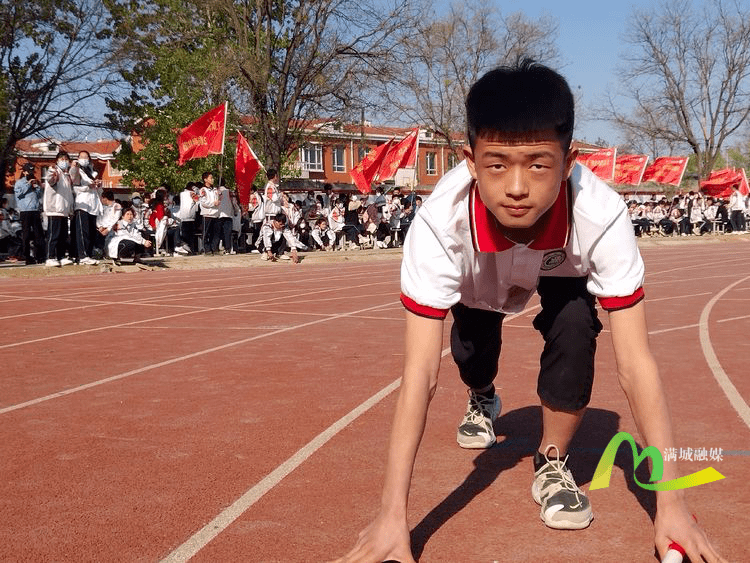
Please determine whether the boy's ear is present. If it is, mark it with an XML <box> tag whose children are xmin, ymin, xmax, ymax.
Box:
<box><xmin>463</xmin><ymin>144</ymin><xmax>478</xmax><ymax>179</ymax></box>
<box><xmin>564</xmin><ymin>148</ymin><xmax>579</xmax><ymax>178</ymax></box>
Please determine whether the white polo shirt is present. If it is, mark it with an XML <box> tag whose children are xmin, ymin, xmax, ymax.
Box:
<box><xmin>400</xmin><ymin>161</ymin><xmax>645</xmax><ymax>319</ymax></box>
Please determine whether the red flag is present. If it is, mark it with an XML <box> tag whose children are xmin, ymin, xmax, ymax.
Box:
<box><xmin>350</xmin><ymin>140</ymin><xmax>394</xmax><ymax>194</ymax></box>
<box><xmin>641</xmin><ymin>156</ymin><xmax>689</xmax><ymax>186</ymax></box>
<box><xmin>699</xmin><ymin>168</ymin><xmax>744</xmax><ymax>198</ymax></box>
<box><xmin>378</xmin><ymin>128</ymin><xmax>419</xmax><ymax>181</ymax></box>
<box><xmin>740</xmin><ymin>168</ymin><xmax>749</xmax><ymax>196</ymax></box>
<box><xmin>235</xmin><ymin>132</ymin><xmax>263</xmax><ymax>206</ymax></box>
<box><xmin>614</xmin><ymin>154</ymin><xmax>649</xmax><ymax>185</ymax></box>
<box><xmin>576</xmin><ymin>148</ymin><xmax>617</xmax><ymax>181</ymax></box>
<box><xmin>177</xmin><ymin>102</ymin><xmax>227</xmax><ymax>165</ymax></box>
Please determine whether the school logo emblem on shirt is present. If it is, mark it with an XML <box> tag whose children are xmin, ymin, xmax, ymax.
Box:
<box><xmin>541</xmin><ymin>250</ymin><xmax>566</xmax><ymax>271</ymax></box>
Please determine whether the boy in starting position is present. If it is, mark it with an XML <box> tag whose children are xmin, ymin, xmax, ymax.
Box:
<box><xmin>334</xmin><ymin>61</ymin><xmax>725</xmax><ymax>563</ymax></box>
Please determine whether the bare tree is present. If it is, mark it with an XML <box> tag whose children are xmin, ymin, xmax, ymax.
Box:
<box><xmin>373</xmin><ymin>4</ymin><xmax>560</xmax><ymax>157</ymax></box>
<box><xmin>1</xmin><ymin>0</ymin><xmax>117</xmax><ymax>187</ymax></box>
<box><xmin>603</xmin><ymin>0</ymin><xmax>750</xmax><ymax>178</ymax></box>
<box><xmin>221</xmin><ymin>0</ymin><xmax>425</xmax><ymax>171</ymax></box>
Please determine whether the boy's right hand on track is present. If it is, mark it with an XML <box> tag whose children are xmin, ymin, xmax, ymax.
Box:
<box><xmin>330</xmin><ymin>511</ymin><xmax>414</xmax><ymax>563</ymax></box>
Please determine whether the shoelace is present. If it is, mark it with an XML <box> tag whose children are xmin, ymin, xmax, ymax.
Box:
<box><xmin>465</xmin><ymin>392</ymin><xmax>494</xmax><ymax>425</ymax></box>
<box><xmin>540</xmin><ymin>446</ymin><xmax>583</xmax><ymax>507</ymax></box>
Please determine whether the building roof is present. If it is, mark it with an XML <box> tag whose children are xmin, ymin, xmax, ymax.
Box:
<box><xmin>14</xmin><ymin>139</ymin><xmax>122</xmax><ymax>159</ymax></box>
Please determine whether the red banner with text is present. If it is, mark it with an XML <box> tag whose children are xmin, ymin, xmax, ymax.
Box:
<box><xmin>699</xmin><ymin>168</ymin><xmax>749</xmax><ymax>198</ymax></box>
<box><xmin>641</xmin><ymin>156</ymin><xmax>689</xmax><ymax>186</ymax></box>
<box><xmin>576</xmin><ymin>148</ymin><xmax>617</xmax><ymax>182</ymax></box>
<box><xmin>177</xmin><ymin>103</ymin><xmax>227</xmax><ymax>165</ymax></box>
<box><xmin>614</xmin><ymin>154</ymin><xmax>649</xmax><ymax>185</ymax></box>
<box><xmin>378</xmin><ymin>128</ymin><xmax>419</xmax><ymax>181</ymax></box>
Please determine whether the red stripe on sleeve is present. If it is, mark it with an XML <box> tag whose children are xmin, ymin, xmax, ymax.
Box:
<box><xmin>598</xmin><ymin>287</ymin><xmax>645</xmax><ymax>311</ymax></box>
<box><xmin>400</xmin><ymin>293</ymin><xmax>449</xmax><ymax>320</ymax></box>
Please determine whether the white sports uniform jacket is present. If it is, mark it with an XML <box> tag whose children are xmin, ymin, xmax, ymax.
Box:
<box><xmin>107</xmin><ymin>218</ymin><xmax>149</xmax><ymax>258</ymax></box>
<box><xmin>178</xmin><ymin>189</ymin><xmax>199</xmax><ymax>222</ymax></box>
<box><xmin>43</xmin><ymin>166</ymin><xmax>74</xmax><ymax>217</ymax></box>
<box><xmin>70</xmin><ymin>164</ymin><xmax>102</xmax><ymax>215</ymax></box>
<box><xmin>199</xmin><ymin>186</ymin><xmax>220</xmax><ymax>218</ymax></box>
<box><xmin>400</xmin><ymin>161</ymin><xmax>645</xmax><ymax>319</ymax></box>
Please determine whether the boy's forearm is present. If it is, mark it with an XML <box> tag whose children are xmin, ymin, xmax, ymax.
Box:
<box><xmin>380</xmin><ymin>311</ymin><xmax>443</xmax><ymax>515</ymax></box>
<box><xmin>616</xmin><ymin>355</ymin><xmax>685</xmax><ymax>506</ymax></box>
<box><xmin>609</xmin><ymin>303</ymin><xmax>685</xmax><ymax>505</ymax></box>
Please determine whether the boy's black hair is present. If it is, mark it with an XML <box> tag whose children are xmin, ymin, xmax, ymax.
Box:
<box><xmin>466</xmin><ymin>59</ymin><xmax>575</xmax><ymax>151</ymax></box>
<box><xmin>102</xmin><ymin>189</ymin><xmax>115</xmax><ymax>201</ymax></box>
<box><xmin>273</xmin><ymin>212</ymin><xmax>287</xmax><ymax>226</ymax></box>
<box><xmin>202</xmin><ymin>171</ymin><xmax>213</xmax><ymax>181</ymax></box>
<box><xmin>267</xmin><ymin>168</ymin><xmax>278</xmax><ymax>180</ymax></box>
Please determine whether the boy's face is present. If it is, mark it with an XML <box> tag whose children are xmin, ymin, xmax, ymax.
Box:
<box><xmin>463</xmin><ymin>132</ymin><xmax>576</xmax><ymax>234</ymax></box>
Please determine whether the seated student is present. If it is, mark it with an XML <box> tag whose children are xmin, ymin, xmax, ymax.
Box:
<box><xmin>628</xmin><ymin>200</ymin><xmax>649</xmax><ymax>237</ymax></box>
<box><xmin>96</xmin><ymin>190</ymin><xmax>122</xmax><ymax>253</ymax></box>
<box><xmin>258</xmin><ymin>212</ymin><xmax>299</xmax><ymax>262</ymax></box>
<box><xmin>374</xmin><ymin>215</ymin><xmax>392</xmax><ymax>249</ymax></box>
<box><xmin>0</xmin><ymin>199</ymin><xmax>23</xmax><ymax>261</ymax></box>
<box><xmin>107</xmin><ymin>206</ymin><xmax>153</xmax><ymax>261</ymax></box>
<box><xmin>333</xmin><ymin>61</ymin><xmax>725</xmax><ymax>563</ymax></box>
<box><xmin>311</xmin><ymin>217</ymin><xmax>335</xmax><ymax>250</ymax></box>
<box><xmin>701</xmin><ymin>197</ymin><xmax>719</xmax><ymax>234</ymax></box>
<box><xmin>328</xmin><ymin>197</ymin><xmax>346</xmax><ymax>249</ymax></box>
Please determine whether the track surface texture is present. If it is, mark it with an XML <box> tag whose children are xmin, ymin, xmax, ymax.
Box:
<box><xmin>1</xmin><ymin>237</ymin><xmax>748</xmax><ymax>562</ymax></box>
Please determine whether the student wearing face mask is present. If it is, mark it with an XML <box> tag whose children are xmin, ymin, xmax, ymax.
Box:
<box><xmin>70</xmin><ymin>150</ymin><xmax>102</xmax><ymax>265</ymax></box>
<box><xmin>43</xmin><ymin>151</ymin><xmax>75</xmax><ymax>267</ymax></box>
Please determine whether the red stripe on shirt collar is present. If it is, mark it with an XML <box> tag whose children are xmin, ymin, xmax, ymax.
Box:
<box><xmin>469</xmin><ymin>180</ymin><xmax>571</xmax><ymax>252</ymax></box>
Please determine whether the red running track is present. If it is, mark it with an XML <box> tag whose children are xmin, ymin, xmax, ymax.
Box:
<box><xmin>0</xmin><ymin>242</ymin><xmax>748</xmax><ymax>562</ymax></box>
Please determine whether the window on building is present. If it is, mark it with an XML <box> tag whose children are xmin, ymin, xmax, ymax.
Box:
<box><xmin>447</xmin><ymin>153</ymin><xmax>459</xmax><ymax>170</ymax></box>
<box><xmin>332</xmin><ymin>146</ymin><xmax>345</xmax><ymax>172</ymax></box>
<box><xmin>426</xmin><ymin>151</ymin><xmax>437</xmax><ymax>175</ymax></box>
<box><xmin>300</xmin><ymin>144</ymin><xmax>323</xmax><ymax>172</ymax></box>
<box><xmin>358</xmin><ymin>146</ymin><xmax>367</xmax><ymax>162</ymax></box>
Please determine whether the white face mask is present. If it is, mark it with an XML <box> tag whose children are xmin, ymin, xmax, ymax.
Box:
<box><xmin>57</xmin><ymin>160</ymin><xmax>69</xmax><ymax>170</ymax></box>
<box><xmin>78</xmin><ymin>158</ymin><xmax>89</xmax><ymax>167</ymax></box>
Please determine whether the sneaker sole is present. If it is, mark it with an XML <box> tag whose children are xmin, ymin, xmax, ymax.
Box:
<box><xmin>456</xmin><ymin>395</ymin><xmax>501</xmax><ymax>449</ymax></box>
<box><xmin>456</xmin><ymin>434</ymin><xmax>496</xmax><ymax>449</ymax></box>
<box><xmin>531</xmin><ymin>482</ymin><xmax>593</xmax><ymax>530</ymax></box>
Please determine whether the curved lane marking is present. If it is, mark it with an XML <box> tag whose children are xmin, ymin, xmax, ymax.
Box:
<box><xmin>698</xmin><ymin>275</ymin><xmax>750</xmax><ymax>430</ymax></box>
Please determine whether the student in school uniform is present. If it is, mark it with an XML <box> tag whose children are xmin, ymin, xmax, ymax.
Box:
<box><xmin>334</xmin><ymin>61</ymin><xmax>725</xmax><ymax>563</ymax></box>
<box><xmin>43</xmin><ymin>151</ymin><xmax>75</xmax><ymax>267</ymax></box>
<box><xmin>198</xmin><ymin>171</ymin><xmax>221</xmax><ymax>254</ymax></box>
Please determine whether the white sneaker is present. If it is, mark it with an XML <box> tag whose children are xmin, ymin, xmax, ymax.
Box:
<box><xmin>45</xmin><ymin>258</ymin><xmax>61</xmax><ymax>267</ymax></box>
<box><xmin>173</xmin><ymin>246</ymin><xmax>188</xmax><ymax>255</ymax></box>
<box><xmin>250</xmin><ymin>249</ymin><xmax>260</xmax><ymax>254</ymax></box>
<box><xmin>59</xmin><ymin>258</ymin><xmax>74</xmax><ymax>266</ymax></box>
<box><xmin>261</xmin><ymin>253</ymin><xmax>269</xmax><ymax>261</ymax></box>
<box><xmin>230</xmin><ymin>249</ymin><xmax>237</xmax><ymax>255</ymax></box>
<box><xmin>531</xmin><ymin>445</ymin><xmax>593</xmax><ymax>530</ymax></box>
<box><xmin>279</xmin><ymin>254</ymin><xmax>291</xmax><ymax>260</ymax></box>
<box><xmin>456</xmin><ymin>390</ymin><xmax>502</xmax><ymax>449</ymax></box>
<box><xmin>80</xmin><ymin>257</ymin><xmax>99</xmax><ymax>265</ymax></box>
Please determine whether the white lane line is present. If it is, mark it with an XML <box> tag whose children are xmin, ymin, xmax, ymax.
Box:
<box><xmin>159</xmin><ymin>376</ymin><xmax>404</xmax><ymax>563</ymax></box>
<box><xmin>0</xmin><ymin>279</ymin><xmax>396</xmax><ymax>350</ymax></box>
<box><xmin>698</xmin><ymin>275</ymin><xmax>750</xmax><ymax>429</ymax></box>
<box><xmin>158</xmin><ymin>305</ymin><xmax>538</xmax><ymax>563</ymax></box>
<box><xmin>0</xmin><ymin>301</ymin><xmax>397</xmax><ymax>416</ymax></box>
<box><xmin>717</xmin><ymin>314</ymin><xmax>750</xmax><ymax>323</ymax></box>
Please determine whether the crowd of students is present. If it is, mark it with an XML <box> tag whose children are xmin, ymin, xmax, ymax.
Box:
<box><xmin>2</xmin><ymin>154</ymin><xmax>422</xmax><ymax>266</ymax></box>
<box><xmin>626</xmin><ymin>187</ymin><xmax>749</xmax><ymax>237</ymax></box>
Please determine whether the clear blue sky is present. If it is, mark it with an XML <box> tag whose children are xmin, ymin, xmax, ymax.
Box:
<box><xmin>499</xmin><ymin>0</ymin><xmax>651</xmax><ymax>145</ymax></box>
